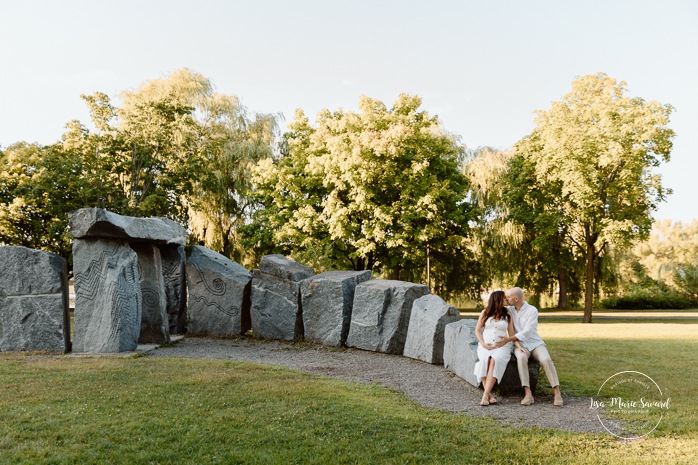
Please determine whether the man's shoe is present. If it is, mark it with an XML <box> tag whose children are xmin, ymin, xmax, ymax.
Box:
<box><xmin>521</xmin><ymin>394</ymin><xmax>534</xmax><ymax>406</ymax></box>
<box><xmin>554</xmin><ymin>393</ymin><xmax>564</xmax><ymax>407</ymax></box>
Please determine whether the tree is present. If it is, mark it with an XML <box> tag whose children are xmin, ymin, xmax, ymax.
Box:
<box><xmin>0</xmin><ymin>142</ymin><xmax>110</xmax><ymax>261</ymax></box>
<box><xmin>614</xmin><ymin>220</ymin><xmax>698</xmax><ymax>299</ymax></box>
<box><xmin>516</xmin><ymin>73</ymin><xmax>674</xmax><ymax>322</ymax></box>
<box><xmin>115</xmin><ymin>69</ymin><xmax>211</xmax><ymax>222</ymax></box>
<box><xmin>62</xmin><ymin>69</ymin><xmax>277</xmax><ymax>261</ymax></box>
<box><xmin>463</xmin><ymin>148</ymin><xmax>523</xmax><ymax>288</ymax></box>
<box><xmin>465</xmin><ymin>147</ymin><xmax>583</xmax><ymax>308</ymax></box>
<box><xmin>244</xmin><ymin>94</ymin><xmax>480</xmax><ymax>297</ymax></box>
<box><xmin>187</xmin><ymin>94</ymin><xmax>278</xmax><ymax>263</ymax></box>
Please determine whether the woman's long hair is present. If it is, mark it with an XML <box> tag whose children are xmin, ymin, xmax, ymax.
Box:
<box><xmin>482</xmin><ymin>290</ymin><xmax>509</xmax><ymax>322</ymax></box>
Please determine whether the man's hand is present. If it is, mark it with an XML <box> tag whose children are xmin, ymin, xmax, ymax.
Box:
<box><xmin>495</xmin><ymin>337</ymin><xmax>509</xmax><ymax>348</ymax></box>
<box><xmin>518</xmin><ymin>347</ymin><xmax>530</xmax><ymax>357</ymax></box>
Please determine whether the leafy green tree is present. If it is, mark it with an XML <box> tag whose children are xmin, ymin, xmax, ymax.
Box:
<box><xmin>0</xmin><ymin>142</ymin><xmax>110</xmax><ymax>261</ymax></box>
<box><xmin>504</xmin><ymin>151</ymin><xmax>584</xmax><ymax>308</ymax></box>
<box><xmin>245</xmin><ymin>95</ymin><xmax>480</xmax><ymax>297</ymax></box>
<box><xmin>465</xmin><ymin>147</ymin><xmax>582</xmax><ymax>308</ymax></box>
<box><xmin>517</xmin><ymin>73</ymin><xmax>674</xmax><ymax>321</ymax></box>
<box><xmin>61</xmin><ymin>92</ymin><xmax>129</xmax><ymax>212</ymax></box>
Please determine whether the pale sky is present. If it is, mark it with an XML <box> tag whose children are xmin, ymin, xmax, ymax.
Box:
<box><xmin>1</xmin><ymin>0</ymin><xmax>696</xmax><ymax>221</ymax></box>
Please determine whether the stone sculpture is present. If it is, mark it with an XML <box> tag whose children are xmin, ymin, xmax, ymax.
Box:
<box><xmin>403</xmin><ymin>294</ymin><xmax>460</xmax><ymax>364</ymax></box>
<box><xmin>69</xmin><ymin>208</ymin><xmax>186</xmax><ymax>245</ymax></box>
<box><xmin>130</xmin><ymin>243</ymin><xmax>169</xmax><ymax>344</ymax></box>
<box><xmin>0</xmin><ymin>246</ymin><xmax>70</xmax><ymax>352</ymax></box>
<box><xmin>250</xmin><ymin>254</ymin><xmax>314</xmax><ymax>341</ymax></box>
<box><xmin>69</xmin><ymin>208</ymin><xmax>187</xmax><ymax>352</ymax></box>
<box><xmin>346</xmin><ymin>279</ymin><xmax>429</xmax><ymax>354</ymax></box>
<box><xmin>186</xmin><ymin>246</ymin><xmax>252</xmax><ymax>337</ymax></box>
<box><xmin>301</xmin><ymin>270</ymin><xmax>372</xmax><ymax>346</ymax></box>
<box><xmin>72</xmin><ymin>239</ymin><xmax>142</xmax><ymax>352</ymax></box>
<box><xmin>160</xmin><ymin>245</ymin><xmax>187</xmax><ymax>334</ymax></box>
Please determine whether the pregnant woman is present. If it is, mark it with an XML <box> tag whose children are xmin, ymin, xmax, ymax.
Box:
<box><xmin>473</xmin><ymin>290</ymin><xmax>521</xmax><ymax>406</ymax></box>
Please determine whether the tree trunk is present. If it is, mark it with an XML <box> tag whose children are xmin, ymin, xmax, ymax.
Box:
<box><xmin>557</xmin><ymin>266</ymin><xmax>568</xmax><ymax>309</ymax></box>
<box><xmin>583</xmin><ymin>238</ymin><xmax>595</xmax><ymax>323</ymax></box>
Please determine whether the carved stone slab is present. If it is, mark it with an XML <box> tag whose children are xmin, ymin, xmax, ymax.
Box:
<box><xmin>250</xmin><ymin>255</ymin><xmax>314</xmax><ymax>341</ymax></box>
<box><xmin>160</xmin><ymin>245</ymin><xmax>187</xmax><ymax>334</ymax></box>
<box><xmin>130</xmin><ymin>243</ymin><xmax>169</xmax><ymax>344</ymax></box>
<box><xmin>186</xmin><ymin>246</ymin><xmax>252</xmax><ymax>337</ymax></box>
<box><xmin>443</xmin><ymin>319</ymin><xmax>480</xmax><ymax>386</ymax></box>
<box><xmin>72</xmin><ymin>239</ymin><xmax>142</xmax><ymax>353</ymax></box>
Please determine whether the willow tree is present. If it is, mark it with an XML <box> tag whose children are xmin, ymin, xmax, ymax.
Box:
<box><xmin>187</xmin><ymin>94</ymin><xmax>278</xmax><ymax>263</ymax></box>
<box><xmin>59</xmin><ymin>69</ymin><xmax>276</xmax><ymax>261</ymax></box>
<box><xmin>463</xmin><ymin>148</ymin><xmax>522</xmax><ymax>283</ymax></box>
<box><xmin>517</xmin><ymin>73</ymin><xmax>674</xmax><ymax>322</ymax></box>
<box><xmin>465</xmin><ymin>147</ymin><xmax>582</xmax><ymax>308</ymax></box>
<box><xmin>116</xmin><ymin>69</ymin><xmax>212</xmax><ymax>222</ymax></box>
<box><xmin>246</xmin><ymin>94</ymin><xmax>479</xmax><ymax>297</ymax></box>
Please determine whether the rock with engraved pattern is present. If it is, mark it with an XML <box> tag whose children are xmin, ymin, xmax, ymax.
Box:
<box><xmin>186</xmin><ymin>246</ymin><xmax>252</xmax><ymax>337</ymax></box>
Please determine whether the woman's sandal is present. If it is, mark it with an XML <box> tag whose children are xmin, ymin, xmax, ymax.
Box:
<box><xmin>480</xmin><ymin>399</ymin><xmax>490</xmax><ymax>406</ymax></box>
<box><xmin>489</xmin><ymin>397</ymin><xmax>498</xmax><ymax>404</ymax></box>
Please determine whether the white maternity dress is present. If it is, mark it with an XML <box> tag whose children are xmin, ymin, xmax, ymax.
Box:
<box><xmin>473</xmin><ymin>316</ymin><xmax>513</xmax><ymax>384</ymax></box>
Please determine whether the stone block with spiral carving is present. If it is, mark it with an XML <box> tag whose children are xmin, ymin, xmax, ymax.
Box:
<box><xmin>186</xmin><ymin>246</ymin><xmax>252</xmax><ymax>337</ymax></box>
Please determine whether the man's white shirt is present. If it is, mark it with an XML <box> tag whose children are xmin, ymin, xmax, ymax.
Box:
<box><xmin>508</xmin><ymin>301</ymin><xmax>545</xmax><ymax>352</ymax></box>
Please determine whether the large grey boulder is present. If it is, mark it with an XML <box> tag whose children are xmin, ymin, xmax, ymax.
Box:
<box><xmin>160</xmin><ymin>245</ymin><xmax>187</xmax><ymax>334</ymax></box>
<box><xmin>0</xmin><ymin>246</ymin><xmax>70</xmax><ymax>352</ymax></box>
<box><xmin>186</xmin><ymin>246</ymin><xmax>252</xmax><ymax>337</ymax></box>
<box><xmin>346</xmin><ymin>280</ymin><xmax>429</xmax><ymax>354</ymax></box>
<box><xmin>250</xmin><ymin>255</ymin><xmax>314</xmax><ymax>341</ymax></box>
<box><xmin>443</xmin><ymin>319</ymin><xmax>480</xmax><ymax>386</ymax></box>
<box><xmin>72</xmin><ymin>239</ymin><xmax>142</xmax><ymax>353</ymax></box>
<box><xmin>69</xmin><ymin>208</ymin><xmax>186</xmax><ymax>245</ymax></box>
<box><xmin>301</xmin><ymin>270</ymin><xmax>372</xmax><ymax>346</ymax></box>
<box><xmin>130</xmin><ymin>243</ymin><xmax>169</xmax><ymax>344</ymax></box>
<box><xmin>259</xmin><ymin>254</ymin><xmax>315</xmax><ymax>282</ymax></box>
<box><xmin>443</xmin><ymin>318</ymin><xmax>540</xmax><ymax>393</ymax></box>
<box><xmin>403</xmin><ymin>294</ymin><xmax>460</xmax><ymax>364</ymax></box>
<box><xmin>498</xmin><ymin>354</ymin><xmax>540</xmax><ymax>394</ymax></box>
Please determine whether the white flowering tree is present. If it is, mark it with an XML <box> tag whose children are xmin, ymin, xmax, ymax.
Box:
<box><xmin>245</xmin><ymin>94</ymin><xmax>480</xmax><ymax>296</ymax></box>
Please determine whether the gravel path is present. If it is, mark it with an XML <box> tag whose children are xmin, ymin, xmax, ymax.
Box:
<box><xmin>148</xmin><ymin>336</ymin><xmax>604</xmax><ymax>434</ymax></box>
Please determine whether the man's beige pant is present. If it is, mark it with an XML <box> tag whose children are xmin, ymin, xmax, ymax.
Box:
<box><xmin>515</xmin><ymin>345</ymin><xmax>560</xmax><ymax>388</ymax></box>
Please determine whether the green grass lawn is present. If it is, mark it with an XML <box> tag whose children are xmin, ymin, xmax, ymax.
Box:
<box><xmin>1</xmin><ymin>321</ymin><xmax>696</xmax><ymax>464</ymax></box>
<box><xmin>538</xmin><ymin>323</ymin><xmax>698</xmax><ymax>437</ymax></box>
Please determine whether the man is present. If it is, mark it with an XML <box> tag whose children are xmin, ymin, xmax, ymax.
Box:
<box><xmin>497</xmin><ymin>287</ymin><xmax>563</xmax><ymax>406</ymax></box>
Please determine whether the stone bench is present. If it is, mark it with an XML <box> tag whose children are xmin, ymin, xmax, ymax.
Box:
<box><xmin>443</xmin><ymin>319</ymin><xmax>539</xmax><ymax>394</ymax></box>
